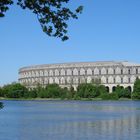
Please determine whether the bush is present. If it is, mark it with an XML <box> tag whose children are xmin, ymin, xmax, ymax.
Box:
<box><xmin>132</xmin><ymin>92</ymin><xmax>140</xmax><ymax>100</ymax></box>
<box><xmin>0</xmin><ymin>88</ymin><xmax>4</xmax><ymax>97</ymax></box>
<box><xmin>76</xmin><ymin>83</ymin><xmax>107</xmax><ymax>98</ymax></box>
<box><xmin>132</xmin><ymin>78</ymin><xmax>140</xmax><ymax>100</ymax></box>
<box><xmin>101</xmin><ymin>92</ymin><xmax>119</xmax><ymax>100</ymax></box>
<box><xmin>2</xmin><ymin>83</ymin><xmax>28</xmax><ymax>98</ymax></box>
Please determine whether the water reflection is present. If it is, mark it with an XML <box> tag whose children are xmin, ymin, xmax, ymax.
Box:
<box><xmin>0</xmin><ymin>102</ymin><xmax>3</xmax><ymax>109</ymax></box>
<box><xmin>0</xmin><ymin>101</ymin><xmax>140</xmax><ymax>140</ymax></box>
<box><xmin>20</xmin><ymin>114</ymin><xmax>140</xmax><ymax>140</ymax></box>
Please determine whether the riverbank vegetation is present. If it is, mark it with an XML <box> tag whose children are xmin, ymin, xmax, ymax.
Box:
<box><xmin>0</xmin><ymin>79</ymin><xmax>140</xmax><ymax>100</ymax></box>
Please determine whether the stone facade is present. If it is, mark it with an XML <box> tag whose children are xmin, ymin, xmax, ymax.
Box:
<box><xmin>18</xmin><ymin>61</ymin><xmax>140</xmax><ymax>92</ymax></box>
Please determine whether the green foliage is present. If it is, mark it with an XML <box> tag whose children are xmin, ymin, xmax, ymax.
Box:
<box><xmin>123</xmin><ymin>87</ymin><xmax>131</xmax><ymax>98</ymax></box>
<box><xmin>60</xmin><ymin>87</ymin><xmax>69</xmax><ymax>99</ymax></box>
<box><xmin>2</xmin><ymin>83</ymin><xmax>28</xmax><ymax>98</ymax></box>
<box><xmin>77</xmin><ymin>83</ymin><xmax>107</xmax><ymax>98</ymax></box>
<box><xmin>0</xmin><ymin>82</ymin><xmax>134</xmax><ymax>100</ymax></box>
<box><xmin>132</xmin><ymin>78</ymin><xmax>140</xmax><ymax>99</ymax></box>
<box><xmin>0</xmin><ymin>0</ymin><xmax>13</xmax><ymax>17</ymax></box>
<box><xmin>0</xmin><ymin>0</ymin><xmax>83</xmax><ymax>41</ymax></box>
<box><xmin>112</xmin><ymin>85</ymin><xmax>131</xmax><ymax>99</ymax></box>
<box><xmin>132</xmin><ymin>92</ymin><xmax>140</xmax><ymax>100</ymax></box>
<box><xmin>22</xmin><ymin>88</ymin><xmax>37</xmax><ymax>98</ymax></box>
<box><xmin>101</xmin><ymin>92</ymin><xmax>119</xmax><ymax>100</ymax></box>
<box><xmin>133</xmin><ymin>78</ymin><xmax>140</xmax><ymax>93</ymax></box>
<box><xmin>114</xmin><ymin>85</ymin><xmax>124</xmax><ymax>98</ymax></box>
<box><xmin>0</xmin><ymin>87</ymin><xmax>4</xmax><ymax>97</ymax></box>
<box><xmin>45</xmin><ymin>84</ymin><xmax>61</xmax><ymax>98</ymax></box>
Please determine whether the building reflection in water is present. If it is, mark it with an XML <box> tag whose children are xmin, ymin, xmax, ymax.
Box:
<box><xmin>1</xmin><ymin>101</ymin><xmax>140</xmax><ymax>140</ymax></box>
<box><xmin>17</xmin><ymin>103</ymin><xmax>140</xmax><ymax>140</ymax></box>
<box><xmin>35</xmin><ymin>116</ymin><xmax>140</xmax><ymax>140</ymax></box>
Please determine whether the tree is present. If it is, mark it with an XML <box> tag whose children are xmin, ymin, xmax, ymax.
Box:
<box><xmin>0</xmin><ymin>0</ymin><xmax>83</xmax><ymax>41</ymax></box>
<box><xmin>123</xmin><ymin>87</ymin><xmax>131</xmax><ymax>98</ymax></box>
<box><xmin>132</xmin><ymin>78</ymin><xmax>140</xmax><ymax>99</ymax></box>
<box><xmin>115</xmin><ymin>85</ymin><xmax>124</xmax><ymax>98</ymax></box>
<box><xmin>76</xmin><ymin>83</ymin><xmax>105</xmax><ymax>98</ymax></box>
<box><xmin>0</xmin><ymin>87</ymin><xmax>4</xmax><ymax>97</ymax></box>
<box><xmin>2</xmin><ymin>83</ymin><xmax>28</xmax><ymax>98</ymax></box>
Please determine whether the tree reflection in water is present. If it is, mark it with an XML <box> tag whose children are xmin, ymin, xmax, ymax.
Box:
<box><xmin>0</xmin><ymin>102</ymin><xmax>3</xmax><ymax>109</ymax></box>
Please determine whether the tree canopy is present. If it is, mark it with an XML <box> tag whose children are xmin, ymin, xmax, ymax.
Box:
<box><xmin>0</xmin><ymin>0</ymin><xmax>83</xmax><ymax>41</ymax></box>
<box><xmin>132</xmin><ymin>78</ymin><xmax>140</xmax><ymax>99</ymax></box>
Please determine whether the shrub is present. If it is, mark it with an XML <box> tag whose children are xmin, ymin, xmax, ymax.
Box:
<box><xmin>132</xmin><ymin>92</ymin><xmax>140</xmax><ymax>100</ymax></box>
<box><xmin>101</xmin><ymin>92</ymin><xmax>119</xmax><ymax>100</ymax></box>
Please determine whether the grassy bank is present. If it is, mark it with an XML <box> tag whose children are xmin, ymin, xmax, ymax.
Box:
<box><xmin>0</xmin><ymin>97</ymin><xmax>136</xmax><ymax>101</ymax></box>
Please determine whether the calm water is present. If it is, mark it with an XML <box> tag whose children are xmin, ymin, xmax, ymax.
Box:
<box><xmin>0</xmin><ymin>100</ymin><xmax>140</xmax><ymax>140</ymax></box>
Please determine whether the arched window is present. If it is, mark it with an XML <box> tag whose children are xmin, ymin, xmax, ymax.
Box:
<box><xmin>112</xmin><ymin>86</ymin><xmax>116</xmax><ymax>92</ymax></box>
<box><xmin>128</xmin><ymin>86</ymin><xmax>132</xmax><ymax>93</ymax></box>
<box><xmin>87</xmin><ymin>68</ymin><xmax>92</xmax><ymax>75</ymax></box>
<box><xmin>67</xmin><ymin>69</ymin><xmax>72</xmax><ymax>76</ymax></box>
<box><xmin>106</xmin><ymin>87</ymin><xmax>109</xmax><ymax>92</ymax></box>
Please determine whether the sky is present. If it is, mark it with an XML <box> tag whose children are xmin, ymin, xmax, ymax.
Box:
<box><xmin>0</xmin><ymin>0</ymin><xmax>140</xmax><ymax>85</ymax></box>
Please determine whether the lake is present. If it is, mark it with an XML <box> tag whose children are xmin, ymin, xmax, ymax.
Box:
<box><xmin>0</xmin><ymin>100</ymin><xmax>140</xmax><ymax>140</ymax></box>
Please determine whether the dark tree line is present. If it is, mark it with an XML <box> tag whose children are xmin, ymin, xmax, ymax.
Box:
<box><xmin>0</xmin><ymin>0</ymin><xmax>83</xmax><ymax>41</ymax></box>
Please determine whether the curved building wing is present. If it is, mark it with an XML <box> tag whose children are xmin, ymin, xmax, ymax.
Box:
<box><xmin>19</xmin><ymin>61</ymin><xmax>140</xmax><ymax>92</ymax></box>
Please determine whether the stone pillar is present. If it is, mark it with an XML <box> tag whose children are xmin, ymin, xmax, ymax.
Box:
<box><xmin>109</xmin><ymin>86</ymin><xmax>112</xmax><ymax>93</ymax></box>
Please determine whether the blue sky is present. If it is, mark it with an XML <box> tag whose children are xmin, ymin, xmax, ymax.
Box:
<box><xmin>0</xmin><ymin>0</ymin><xmax>140</xmax><ymax>85</ymax></box>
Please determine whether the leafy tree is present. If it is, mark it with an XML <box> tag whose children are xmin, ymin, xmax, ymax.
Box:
<box><xmin>97</xmin><ymin>85</ymin><xmax>108</xmax><ymax>96</ymax></box>
<box><xmin>2</xmin><ymin>83</ymin><xmax>28</xmax><ymax>98</ymax></box>
<box><xmin>123</xmin><ymin>87</ymin><xmax>131</xmax><ymax>98</ymax></box>
<box><xmin>45</xmin><ymin>84</ymin><xmax>61</xmax><ymax>98</ymax></box>
<box><xmin>77</xmin><ymin>83</ymin><xmax>106</xmax><ymax>98</ymax></box>
<box><xmin>132</xmin><ymin>78</ymin><xmax>140</xmax><ymax>99</ymax></box>
<box><xmin>35</xmin><ymin>84</ymin><xmax>44</xmax><ymax>98</ymax></box>
<box><xmin>0</xmin><ymin>0</ymin><xmax>13</xmax><ymax>17</ymax></box>
<box><xmin>133</xmin><ymin>78</ymin><xmax>140</xmax><ymax>93</ymax></box>
<box><xmin>111</xmin><ymin>85</ymin><xmax>131</xmax><ymax>99</ymax></box>
<box><xmin>77</xmin><ymin>83</ymin><xmax>88</xmax><ymax>98</ymax></box>
<box><xmin>0</xmin><ymin>87</ymin><xmax>4</xmax><ymax>97</ymax></box>
<box><xmin>101</xmin><ymin>92</ymin><xmax>119</xmax><ymax>100</ymax></box>
<box><xmin>0</xmin><ymin>0</ymin><xmax>83</xmax><ymax>41</ymax></box>
<box><xmin>60</xmin><ymin>87</ymin><xmax>69</xmax><ymax>99</ymax></box>
<box><xmin>115</xmin><ymin>85</ymin><xmax>124</xmax><ymax>98</ymax></box>
<box><xmin>69</xmin><ymin>86</ymin><xmax>75</xmax><ymax>98</ymax></box>
<box><xmin>28</xmin><ymin>89</ymin><xmax>37</xmax><ymax>98</ymax></box>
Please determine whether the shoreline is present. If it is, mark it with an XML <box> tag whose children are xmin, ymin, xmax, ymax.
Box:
<box><xmin>0</xmin><ymin>97</ymin><xmax>136</xmax><ymax>101</ymax></box>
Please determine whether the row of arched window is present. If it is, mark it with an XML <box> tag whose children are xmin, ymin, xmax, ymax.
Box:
<box><xmin>21</xmin><ymin>75</ymin><xmax>137</xmax><ymax>86</ymax></box>
<box><xmin>20</xmin><ymin>67</ymin><xmax>139</xmax><ymax>78</ymax></box>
